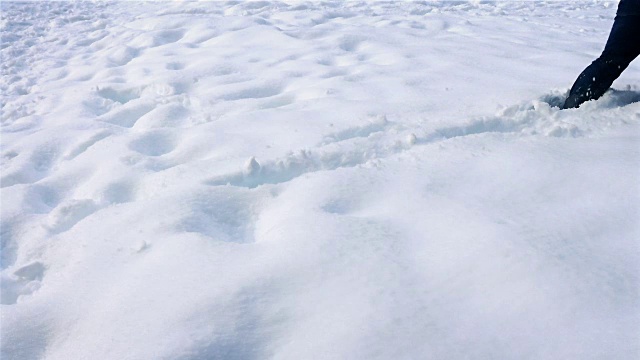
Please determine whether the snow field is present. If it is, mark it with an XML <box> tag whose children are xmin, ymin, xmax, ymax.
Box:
<box><xmin>1</xmin><ymin>1</ymin><xmax>639</xmax><ymax>359</ymax></box>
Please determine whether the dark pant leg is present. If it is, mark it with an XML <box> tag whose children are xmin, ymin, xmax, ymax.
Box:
<box><xmin>563</xmin><ymin>14</ymin><xmax>640</xmax><ymax>109</ymax></box>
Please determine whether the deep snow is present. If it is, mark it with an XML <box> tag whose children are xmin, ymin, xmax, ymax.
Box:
<box><xmin>1</xmin><ymin>1</ymin><xmax>639</xmax><ymax>359</ymax></box>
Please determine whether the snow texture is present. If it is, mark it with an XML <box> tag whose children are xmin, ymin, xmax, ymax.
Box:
<box><xmin>1</xmin><ymin>1</ymin><xmax>639</xmax><ymax>359</ymax></box>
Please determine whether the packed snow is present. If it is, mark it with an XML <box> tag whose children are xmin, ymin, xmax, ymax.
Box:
<box><xmin>1</xmin><ymin>1</ymin><xmax>639</xmax><ymax>359</ymax></box>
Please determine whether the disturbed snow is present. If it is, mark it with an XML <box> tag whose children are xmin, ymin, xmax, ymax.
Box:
<box><xmin>1</xmin><ymin>1</ymin><xmax>639</xmax><ymax>359</ymax></box>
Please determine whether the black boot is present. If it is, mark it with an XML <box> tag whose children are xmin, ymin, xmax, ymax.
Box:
<box><xmin>563</xmin><ymin>6</ymin><xmax>640</xmax><ymax>109</ymax></box>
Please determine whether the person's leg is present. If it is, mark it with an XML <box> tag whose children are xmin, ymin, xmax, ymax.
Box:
<box><xmin>563</xmin><ymin>14</ymin><xmax>640</xmax><ymax>109</ymax></box>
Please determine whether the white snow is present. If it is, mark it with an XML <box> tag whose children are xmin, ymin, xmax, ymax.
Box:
<box><xmin>1</xmin><ymin>1</ymin><xmax>639</xmax><ymax>359</ymax></box>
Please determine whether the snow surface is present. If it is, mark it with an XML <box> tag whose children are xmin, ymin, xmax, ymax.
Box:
<box><xmin>1</xmin><ymin>1</ymin><xmax>639</xmax><ymax>359</ymax></box>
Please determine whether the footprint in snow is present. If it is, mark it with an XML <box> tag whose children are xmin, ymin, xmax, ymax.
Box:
<box><xmin>128</xmin><ymin>130</ymin><xmax>177</xmax><ymax>157</ymax></box>
<box><xmin>106</xmin><ymin>45</ymin><xmax>140</xmax><ymax>67</ymax></box>
<box><xmin>45</xmin><ymin>199</ymin><xmax>100</xmax><ymax>234</ymax></box>
<box><xmin>129</xmin><ymin>29</ymin><xmax>185</xmax><ymax>48</ymax></box>
<box><xmin>0</xmin><ymin>144</ymin><xmax>59</xmax><ymax>188</ymax></box>
<box><xmin>64</xmin><ymin>131</ymin><xmax>112</xmax><ymax>160</ymax></box>
<box><xmin>177</xmin><ymin>189</ymin><xmax>264</xmax><ymax>243</ymax></box>
<box><xmin>96</xmin><ymin>86</ymin><xmax>141</xmax><ymax>104</ymax></box>
<box><xmin>165</xmin><ymin>61</ymin><xmax>185</xmax><ymax>70</ymax></box>
<box><xmin>98</xmin><ymin>101</ymin><xmax>155</xmax><ymax>128</ymax></box>
<box><xmin>0</xmin><ymin>261</ymin><xmax>46</xmax><ymax>305</ymax></box>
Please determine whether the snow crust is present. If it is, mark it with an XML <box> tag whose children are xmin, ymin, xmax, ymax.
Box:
<box><xmin>1</xmin><ymin>1</ymin><xmax>639</xmax><ymax>359</ymax></box>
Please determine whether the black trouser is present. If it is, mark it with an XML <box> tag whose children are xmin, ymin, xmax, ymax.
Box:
<box><xmin>563</xmin><ymin>1</ymin><xmax>640</xmax><ymax>109</ymax></box>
